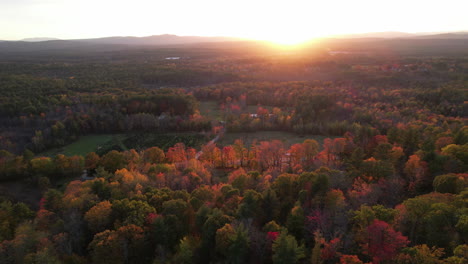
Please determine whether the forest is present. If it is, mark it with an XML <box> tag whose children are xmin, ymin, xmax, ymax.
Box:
<box><xmin>0</xmin><ymin>40</ymin><xmax>467</xmax><ymax>264</ymax></box>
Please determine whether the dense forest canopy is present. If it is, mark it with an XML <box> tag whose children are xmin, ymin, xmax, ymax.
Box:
<box><xmin>0</xmin><ymin>40</ymin><xmax>467</xmax><ymax>264</ymax></box>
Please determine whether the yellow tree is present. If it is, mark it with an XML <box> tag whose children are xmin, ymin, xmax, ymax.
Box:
<box><xmin>84</xmin><ymin>201</ymin><xmax>113</xmax><ymax>233</ymax></box>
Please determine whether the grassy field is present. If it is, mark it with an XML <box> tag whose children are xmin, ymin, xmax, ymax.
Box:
<box><xmin>121</xmin><ymin>133</ymin><xmax>208</xmax><ymax>152</ymax></box>
<box><xmin>39</xmin><ymin>133</ymin><xmax>209</xmax><ymax>157</ymax></box>
<box><xmin>199</xmin><ymin>101</ymin><xmax>286</xmax><ymax>120</ymax></box>
<box><xmin>39</xmin><ymin>134</ymin><xmax>122</xmax><ymax>157</ymax></box>
<box><xmin>199</xmin><ymin>101</ymin><xmax>222</xmax><ymax>120</ymax></box>
<box><xmin>218</xmin><ymin>131</ymin><xmax>334</xmax><ymax>148</ymax></box>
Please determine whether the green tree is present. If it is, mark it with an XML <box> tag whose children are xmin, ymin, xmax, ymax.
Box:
<box><xmin>227</xmin><ymin>224</ymin><xmax>250</xmax><ymax>264</ymax></box>
<box><xmin>272</xmin><ymin>229</ymin><xmax>305</xmax><ymax>264</ymax></box>
<box><xmin>373</xmin><ymin>143</ymin><xmax>395</xmax><ymax>161</ymax></box>
<box><xmin>200</xmin><ymin>209</ymin><xmax>233</xmax><ymax>263</ymax></box>
<box><xmin>398</xmin><ymin>193</ymin><xmax>460</xmax><ymax>250</ymax></box>
<box><xmin>99</xmin><ymin>150</ymin><xmax>126</xmax><ymax>173</ymax></box>
<box><xmin>215</xmin><ymin>223</ymin><xmax>235</xmax><ymax>257</ymax></box>
<box><xmin>172</xmin><ymin>236</ymin><xmax>199</xmax><ymax>264</ymax></box>
<box><xmin>286</xmin><ymin>202</ymin><xmax>305</xmax><ymax>241</ymax></box>
<box><xmin>441</xmin><ymin>144</ymin><xmax>468</xmax><ymax>172</ymax></box>
<box><xmin>445</xmin><ymin>244</ymin><xmax>468</xmax><ymax>264</ymax></box>
<box><xmin>0</xmin><ymin>200</ymin><xmax>34</xmax><ymax>241</ymax></box>
<box><xmin>143</xmin><ymin>146</ymin><xmax>165</xmax><ymax>164</ymax></box>
<box><xmin>112</xmin><ymin>198</ymin><xmax>156</xmax><ymax>226</ymax></box>
<box><xmin>433</xmin><ymin>174</ymin><xmax>467</xmax><ymax>194</ymax></box>
<box><xmin>237</xmin><ymin>190</ymin><xmax>261</xmax><ymax>220</ymax></box>
<box><xmin>396</xmin><ymin>244</ymin><xmax>444</xmax><ymax>264</ymax></box>
<box><xmin>261</xmin><ymin>188</ymin><xmax>280</xmax><ymax>224</ymax></box>
<box><xmin>30</xmin><ymin>157</ymin><xmax>55</xmax><ymax>176</ymax></box>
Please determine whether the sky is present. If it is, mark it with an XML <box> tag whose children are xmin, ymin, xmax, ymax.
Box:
<box><xmin>1</xmin><ymin>0</ymin><xmax>468</xmax><ymax>43</ymax></box>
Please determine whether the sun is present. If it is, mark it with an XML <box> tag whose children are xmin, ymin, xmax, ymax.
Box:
<box><xmin>247</xmin><ymin>21</ymin><xmax>326</xmax><ymax>47</ymax></box>
<box><xmin>265</xmin><ymin>34</ymin><xmax>312</xmax><ymax>46</ymax></box>
<box><xmin>256</xmin><ymin>30</ymin><xmax>322</xmax><ymax>47</ymax></box>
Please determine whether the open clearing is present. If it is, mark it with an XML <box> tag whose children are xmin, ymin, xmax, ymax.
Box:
<box><xmin>199</xmin><ymin>101</ymin><xmax>289</xmax><ymax>120</ymax></box>
<box><xmin>218</xmin><ymin>131</ymin><xmax>334</xmax><ymax>147</ymax></box>
<box><xmin>199</xmin><ymin>101</ymin><xmax>222</xmax><ymax>120</ymax></box>
<box><xmin>39</xmin><ymin>133</ymin><xmax>209</xmax><ymax>157</ymax></box>
<box><xmin>39</xmin><ymin>134</ymin><xmax>121</xmax><ymax>157</ymax></box>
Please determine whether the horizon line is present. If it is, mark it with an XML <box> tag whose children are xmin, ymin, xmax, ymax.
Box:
<box><xmin>4</xmin><ymin>30</ymin><xmax>468</xmax><ymax>42</ymax></box>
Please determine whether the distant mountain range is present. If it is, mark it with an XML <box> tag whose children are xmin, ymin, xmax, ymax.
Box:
<box><xmin>329</xmin><ymin>31</ymin><xmax>468</xmax><ymax>39</ymax></box>
<box><xmin>1</xmin><ymin>32</ymin><xmax>468</xmax><ymax>56</ymax></box>
<box><xmin>1</xmin><ymin>34</ymin><xmax>241</xmax><ymax>45</ymax></box>
<box><xmin>21</xmin><ymin>37</ymin><xmax>61</xmax><ymax>42</ymax></box>
<box><xmin>331</xmin><ymin>31</ymin><xmax>418</xmax><ymax>39</ymax></box>
<box><xmin>72</xmin><ymin>34</ymin><xmax>242</xmax><ymax>45</ymax></box>
<box><xmin>412</xmin><ymin>32</ymin><xmax>468</xmax><ymax>39</ymax></box>
<box><xmin>0</xmin><ymin>35</ymin><xmax>245</xmax><ymax>53</ymax></box>
<box><xmin>2</xmin><ymin>32</ymin><xmax>468</xmax><ymax>45</ymax></box>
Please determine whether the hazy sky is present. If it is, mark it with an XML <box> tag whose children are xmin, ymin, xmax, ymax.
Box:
<box><xmin>2</xmin><ymin>0</ymin><xmax>468</xmax><ymax>42</ymax></box>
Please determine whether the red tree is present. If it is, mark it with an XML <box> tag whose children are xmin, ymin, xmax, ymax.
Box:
<box><xmin>364</xmin><ymin>220</ymin><xmax>409</xmax><ymax>264</ymax></box>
